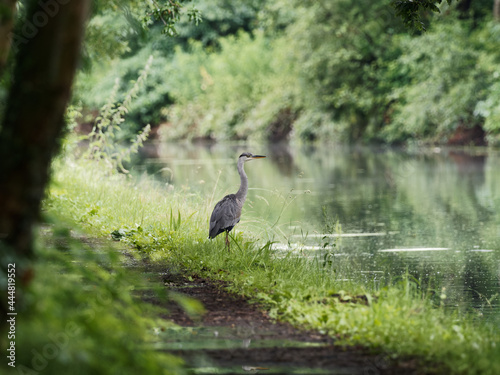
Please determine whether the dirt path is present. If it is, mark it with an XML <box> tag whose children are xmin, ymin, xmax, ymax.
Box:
<box><xmin>141</xmin><ymin>265</ymin><xmax>431</xmax><ymax>375</ymax></box>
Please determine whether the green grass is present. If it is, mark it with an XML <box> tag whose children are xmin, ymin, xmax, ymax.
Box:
<box><xmin>45</xmin><ymin>158</ymin><xmax>500</xmax><ymax>374</ymax></box>
<box><xmin>5</xmin><ymin>223</ymin><xmax>188</xmax><ymax>375</ymax></box>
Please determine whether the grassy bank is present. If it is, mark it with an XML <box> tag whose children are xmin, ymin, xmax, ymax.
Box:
<box><xmin>45</xmin><ymin>158</ymin><xmax>500</xmax><ymax>374</ymax></box>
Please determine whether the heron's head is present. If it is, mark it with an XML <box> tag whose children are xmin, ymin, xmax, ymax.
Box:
<box><xmin>239</xmin><ymin>152</ymin><xmax>266</xmax><ymax>162</ymax></box>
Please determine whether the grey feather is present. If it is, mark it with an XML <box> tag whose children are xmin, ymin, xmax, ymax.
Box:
<box><xmin>208</xmin><ymin>194</ymin><xmax>243</xmax><ymax>238</ymax></box>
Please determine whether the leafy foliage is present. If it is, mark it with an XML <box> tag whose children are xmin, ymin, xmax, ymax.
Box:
<box><xmin>142</xmin><ymin>0</ymin><xmax>202</xmax><ymax>36</ymax></box>
<box><xmin>282</xmin><ymin>0</ymin><xmax>407</xmax><ymax>142</ymax></box>
<box><xmin>174</xmin><ymin>0</ymin><xmax>266</xmax><ymax>47</ymax></box>
<box><xmin>473</xmin><ymin>21</ymin><xmax>500</xmax><ymax>145</ymax></box>
<box><xmin>391</xmin><ymin>0</ymin><xmax>454</xmax><ymax>30</ymax></box>
<box><xmin>161</xmin><ymin>31</ymin><xmax>299</xmax><ymax>141</ymax></box>
<box><xmin>76</xmin><ymin>0</ymin><xmax>500</xmax><ymax>144</ymax></box>
<box><xmin>384</xmin><ymin>21</ymin><xmax>488</xmax><ymax>142</ymax></box>
<box><xmin>81</xmin><ymin>56</ymin><xmax>153</xmax><ymax>173</ymax></box>
<box><xmin>83</xmin><ymin>0</ymin><xmax>201</xmax><ymax>62</ymax></box>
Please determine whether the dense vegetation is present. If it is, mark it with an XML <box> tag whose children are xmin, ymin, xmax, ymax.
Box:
<box><xmin>76</xmin><ymin>0</ymin><xmax>500</xmax><ymax>145</ymax></box>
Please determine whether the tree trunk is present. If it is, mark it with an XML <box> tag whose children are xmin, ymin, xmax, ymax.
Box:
<box><xmin>0</xmin><ymin>0</ymin><xmax>16</xmax><ymax>75</ymax></box>
<box><xmin>0</xmin><ymin>0</ymin><xmax>89</xmax><ymax>283</ymax></box>
<box><xmin>495</xmin><ymin>0</ymin><xmax>500</xmax><ymax>21</ymax></box>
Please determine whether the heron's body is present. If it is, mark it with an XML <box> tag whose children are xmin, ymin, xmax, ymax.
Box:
<box><xmin>208</xmin><ymin>194</ymin><xmax>242</xmax><ymax>239</ymax></box>
<box><xmin>209</xmin><ymin>152</ymin><xmax>265</xmax><ymax>249</ymax></box>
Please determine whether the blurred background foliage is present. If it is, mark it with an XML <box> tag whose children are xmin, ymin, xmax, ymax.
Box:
<box><xmin>73</xmin><ymin>0</ymin><xmax>500</xmax><ymax>145</ymax></box>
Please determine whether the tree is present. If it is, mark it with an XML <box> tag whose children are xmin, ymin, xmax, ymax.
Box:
<box><xmin>0</xmin><ymin>0</ymin><xmax>16</xmax><ymax>75</ymax></box>
<box><xmin>0</xmin><ymin>0</ymin><xmax>91</xmax><ymax>324</ymax></box>
<box><xmin>284</xmin><ymin>0</ymin><xmax>406</xmax><ymax>141</ymax></box>
<box><xmin>0</xmin><ymin>0</ymin><xmax>199</xmax><ymax>327</ymax></box>
<box><xmin>0</xmin><ymin>0</ymin><xmax>90</xmax><ymax>254</ymax></box>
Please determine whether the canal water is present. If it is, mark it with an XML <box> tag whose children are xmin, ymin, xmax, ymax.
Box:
<box><xmin>138</xmin><ymin>142</ymin><xmax>500</xmax><ymax>320</ymax></box>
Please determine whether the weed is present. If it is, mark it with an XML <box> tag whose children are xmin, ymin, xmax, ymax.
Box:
<box><xmin>169</xmin><ymin>208</ymin><xmax>182</xmax><ymax>231</ymax></box>
<box><xmin>80</xmin><ymin>56</ymin><xmax>154</xmax><ymax>174</ymax></box>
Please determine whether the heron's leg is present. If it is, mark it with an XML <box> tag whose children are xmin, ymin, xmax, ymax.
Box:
<box><xmin>225</xmin><ymin>231</ymin><xmax>230</xmax><ymax>251</ymax></box>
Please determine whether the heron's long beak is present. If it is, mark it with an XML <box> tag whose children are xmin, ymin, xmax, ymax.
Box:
<box><xmin>250</xmin><ymin>155</ymin><xmax>266</xmax><ymax>159</ymax></box>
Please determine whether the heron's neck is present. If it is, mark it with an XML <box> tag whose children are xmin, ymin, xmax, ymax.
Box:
<box><xmin>235</xmin><ymin>159</ymin><xmax>248</xmax><ymax>202</ymax></box>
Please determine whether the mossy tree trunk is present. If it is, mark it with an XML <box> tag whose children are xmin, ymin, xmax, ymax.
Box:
<box><xmin>0</xmin><ymin>0</ymin><xmax>90</xmax><ymax>311</ymax></box>
<box><xmin>0</xmin><ymin>0</ymin><xmax>16</xmax><ymax>75</ymax></box>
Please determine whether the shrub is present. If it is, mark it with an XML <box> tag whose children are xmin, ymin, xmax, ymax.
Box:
<box><xmin>384</xmin><ymin>21</ymin><xmax>489</xmax><ymax>143</ymax></box>
<box><xmin>160</xmin><ymin>31</ymin><xmax>302</xmax><ymax>141</ymax></box>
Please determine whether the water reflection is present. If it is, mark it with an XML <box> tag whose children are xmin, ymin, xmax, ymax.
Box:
<box><xmin>136</xmin><ymin>143</ymin><xmax>500</xmax><ymax>319</ymax></box>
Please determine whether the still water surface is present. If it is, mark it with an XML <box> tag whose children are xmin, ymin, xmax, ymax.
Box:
<box><xmin>138</xmin><ymin>143</ymin><xmax>500</xmax><ymax>320</ymax></box>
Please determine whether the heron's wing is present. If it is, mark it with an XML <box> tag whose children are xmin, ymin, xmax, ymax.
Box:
<box><xmin>209</xmin><ymin>194</ymin><xmax>241</xmax><ymax>238</ymax></box>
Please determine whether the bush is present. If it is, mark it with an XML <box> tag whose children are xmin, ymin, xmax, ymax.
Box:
<box><xmin>280</xmin><ymin>0</ymin><xmax>406</xmax><ymax>142</ymax></box>
<box><xmin>160</xmin><ymin>31</ymin><xmax>301</xmax><ymax>141</ymax></box>
<box><xmin>384</xmin><ymin>21</ymin><xmax>489</xmax><ymax>143</ymax></box>
<box><xmin>75</xmin><ymin>46</ymin><xmax>173</xmax><ymax>137</ymax></box>
<box><xmin>473</xmin><ymin>21</ymin><xmax>500</xmax><ymax>145</ymax></box>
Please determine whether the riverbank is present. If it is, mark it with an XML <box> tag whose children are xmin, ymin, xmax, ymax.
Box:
<box><xmin>39</xmin><ymin>158</ymin><xmax>500</xmax><ymax>374</ymax></box>
<box><xmin>144</xmin><ymin>262</ymin><xmax>432</xmax><ymax>374</ymax></box>
<box><xmin>10</xmin><ymin>225</ymin><xmax>429</xmax><ymax>374</ymax></box>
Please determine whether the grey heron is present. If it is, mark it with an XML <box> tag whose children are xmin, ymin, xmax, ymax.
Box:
<box><xmin>209</xmin><ymin>152</ymin><xmax>266</xmax><ymax>249</ymax></box>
